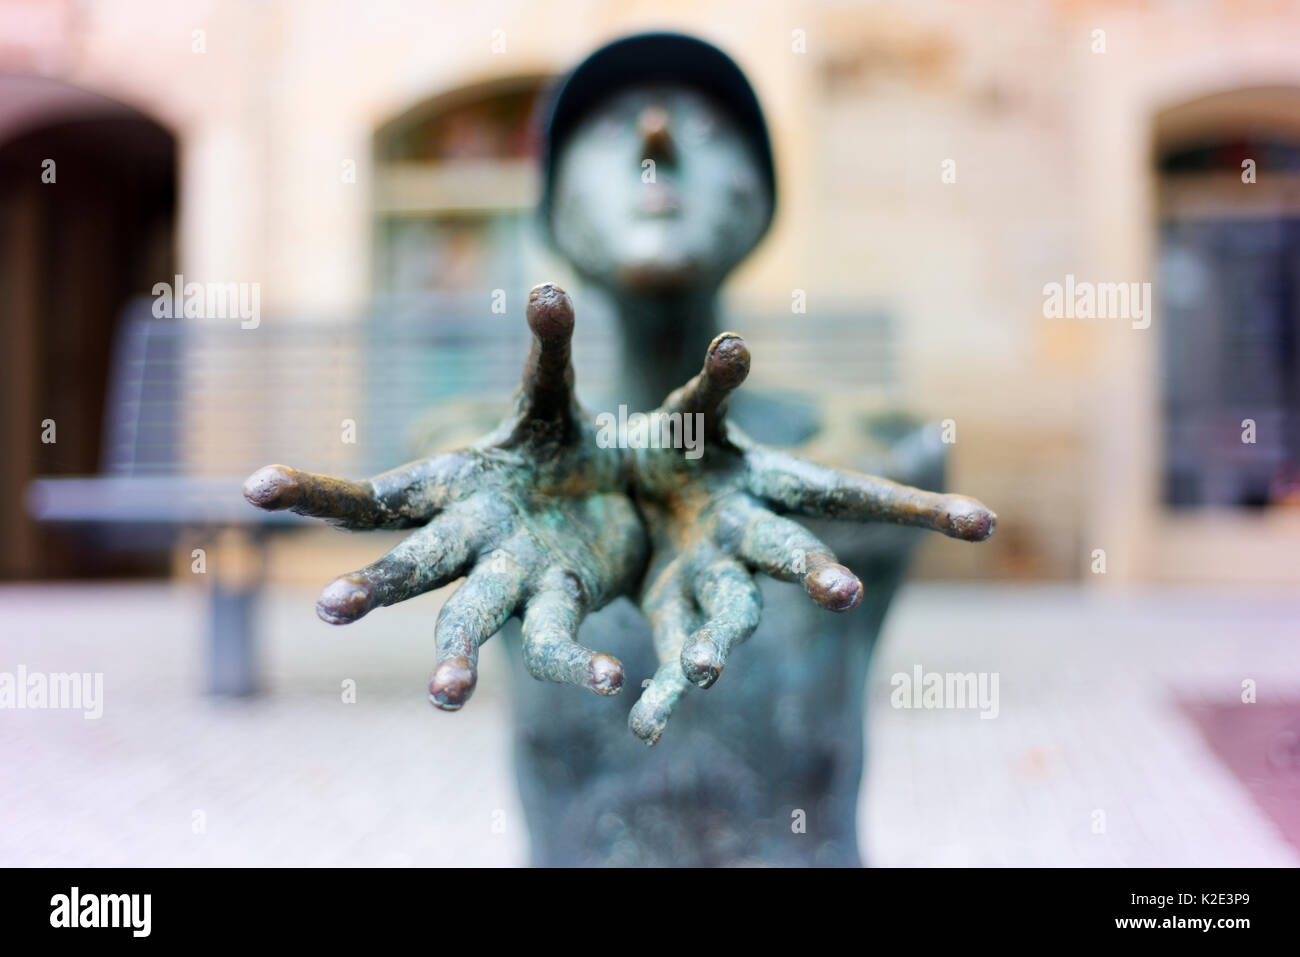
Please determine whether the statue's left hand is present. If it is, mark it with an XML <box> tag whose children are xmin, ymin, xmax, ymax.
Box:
<box><xmin>628</xmin><ymin>333</ymin><xmax>996</xmax><ymax>744</ymax></box>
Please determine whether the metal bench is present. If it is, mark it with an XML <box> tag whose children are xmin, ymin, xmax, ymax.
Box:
<box><xmin>24</xmin><ymin>294</ymin><xmax>542</xmax><ymax>694</ymax></box>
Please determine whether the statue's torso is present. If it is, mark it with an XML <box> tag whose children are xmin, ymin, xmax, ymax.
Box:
<box><xmin>490</xmin><ymin>391</ymin><xmax>946</xmax><ymax>866</ymax></box>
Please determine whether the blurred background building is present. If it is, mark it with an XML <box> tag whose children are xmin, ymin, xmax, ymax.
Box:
<box><xmin>2</xmin><ymin>0</ymin><xmax>1299</xmax><ymax>866</ymax></box>
<box><xmin>2</xmin><ymin>0</ymin><xmax>1299</xmax><ymax>586</ymax></box>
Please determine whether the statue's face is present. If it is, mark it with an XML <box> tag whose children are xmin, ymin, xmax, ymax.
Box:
<box><xmin>550</xmin><ymin>84</ymin><xmax>772</xmax><ymax>294</ymax></box>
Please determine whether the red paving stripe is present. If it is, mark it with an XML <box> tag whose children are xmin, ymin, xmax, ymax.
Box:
<box><xmin>1180</xmin><ymin>699</ymin><xmax>1300</xmax><ymax>855</ymax></box>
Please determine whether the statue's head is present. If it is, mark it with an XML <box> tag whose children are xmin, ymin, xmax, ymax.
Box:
<box><xmin>539</xmin><ymin>33</ymin><xmax>776</xmax><ymax>296</ymax></box>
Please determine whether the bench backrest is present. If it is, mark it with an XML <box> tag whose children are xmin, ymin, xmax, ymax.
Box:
<box><xmin>100</xmin><ymin>295</ymin><xmax>896</xmax><ymax>479</ymax></box>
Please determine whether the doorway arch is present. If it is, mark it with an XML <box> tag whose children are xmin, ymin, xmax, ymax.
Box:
<box><xmin>0</xmin><ymin>75</ymin><xmax>176</xmax><ymax>579</ymax></box>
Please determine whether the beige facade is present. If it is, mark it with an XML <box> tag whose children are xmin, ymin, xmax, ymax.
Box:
<box><xmin>5</xmin><ymin>0</ymin><xmax>1300</xmax><ymax>584</ymax></box>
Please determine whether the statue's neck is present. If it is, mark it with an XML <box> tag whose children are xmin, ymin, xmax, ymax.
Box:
<box><xmin>610</xmin><ymin>287</ymin><xmax>720</xmax><ymax>411</ymax></box>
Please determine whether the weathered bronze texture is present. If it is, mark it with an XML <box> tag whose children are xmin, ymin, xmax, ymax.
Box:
<box><xmin>244</xmin><ymin>286</ymin><xmax>992</xmax><ymax>731</ymax></box>
<box><xmin>244</xmin><ymin>32</ymin><xmax>996</xmax><ymax>865</ymax></box>
<box><xmin>246</xmin><ymin>285</ymin><xmax>647</xmax><ymax>708</ymax></box>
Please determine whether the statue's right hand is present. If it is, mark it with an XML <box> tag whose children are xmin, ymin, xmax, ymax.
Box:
<box><xmin>243</xmin><ymin>283</ymin><xmax>648</xmax><ymax>711</ymax></box>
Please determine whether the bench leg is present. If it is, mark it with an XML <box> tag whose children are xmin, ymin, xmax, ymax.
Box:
<box><xmin>204</xmin><ymin>527</ymin><xmax>266</xmax><ymax>696</ymax></box>
<box><xmin>209</xmin><ymin>583</ymin><xmax>261</xmax><ymax>696</ymax></box>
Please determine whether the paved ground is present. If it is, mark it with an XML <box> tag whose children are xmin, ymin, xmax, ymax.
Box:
<box><xmin>863</xmin><ymin>585</ymin><xmax>1300</xmax><ymax>867</ymax></box>
<box><xmin>2</xmin><ymin>581</ymin><xmax>1297</xmax><ymax>867</ymax></box>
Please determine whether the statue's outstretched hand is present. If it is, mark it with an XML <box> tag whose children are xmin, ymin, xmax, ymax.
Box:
<box><xmin>243</xmin><ymin>284</ymin><xmax>647</xmax><ymax>711</ymax></box>
<box><xmin>628</xmin><ymin>333</ymin><xmax>996</xmax><ymax>744</ymax></box>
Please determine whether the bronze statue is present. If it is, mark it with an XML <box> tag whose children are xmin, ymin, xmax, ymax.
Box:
<box><xmin>244</xmin><ymin>33</ymin><xmax>994</xmax><ymax>865</ymax></box>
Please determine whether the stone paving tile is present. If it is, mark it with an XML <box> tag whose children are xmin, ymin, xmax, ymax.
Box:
<box><xmin>0</xmin><ymin>583</ymin><xmax>525</xmax><ymax>867</ymax></box>
<box><xmin>863</xmin><ymin>585</ymin><xmax>1300</xmax><ymax>867</ymax></box>
<box><xmin>2</xmin><ymin>582</ymin><xmax>1296</xmax><ymax>866</ymax></box>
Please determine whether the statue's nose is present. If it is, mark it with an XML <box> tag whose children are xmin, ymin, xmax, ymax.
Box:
<box><xmin>638</xmin><ymin>106</ymin><xmax>676</xmax><ymax>163</ymax></box>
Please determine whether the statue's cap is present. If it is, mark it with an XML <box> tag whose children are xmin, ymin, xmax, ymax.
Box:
<box><xmin>537</xmin><ymin>32</ymin><xmax>776</xmax><ymax>240</ymax></box>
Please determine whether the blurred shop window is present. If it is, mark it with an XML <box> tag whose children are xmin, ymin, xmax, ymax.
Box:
<box><xmin>372</xmin><ymin>77</ymin><xmax>548</xmax><ymax>297</ymax></box>
<box><xmin>1157</xmin><ymin>89</ymin><xmax>1300</xmax><ymax>509</ymax></box>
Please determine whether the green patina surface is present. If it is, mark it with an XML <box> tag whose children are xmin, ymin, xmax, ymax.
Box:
<box><xmin>244</xmin><ymin>283</ymin><xmax>994</xmax><ymax>741</ymax></box>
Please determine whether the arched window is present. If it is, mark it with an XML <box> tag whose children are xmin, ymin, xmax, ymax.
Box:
<box><xmin>1156</xmin><ymin>87</ymin><xmax>1300</xmax><ymax>509</ymax></box>
<box><xmin>371</xmin><ymin>76</ymin><xmax>550</xmax><ymax>297</ymax></box>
